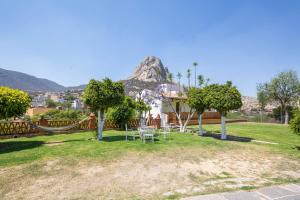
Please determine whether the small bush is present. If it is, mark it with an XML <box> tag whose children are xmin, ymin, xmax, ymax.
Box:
<box><xmin>289</xmin><ymin>109</ymin><xmax>300</xmax><ymax>134</ymax></box>
<box><xmin>109</xmin><ymin>96</ymin><xmax>137</xmax><ymax>129</ymax></box>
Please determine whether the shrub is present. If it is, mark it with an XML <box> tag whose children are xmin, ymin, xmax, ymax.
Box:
<box><xmin>34</xmin><ymin>110</ymin><xmax>87</xmax><ymax>121</ymax></box>
<box><xmin>270</xmin><ymin>106</ymin><xmax>294</xmax><ymax>123</ymax></box>
<box><xmin>0</xmin><ymin>87</ymin><xmax>31</xmax><ymax>120</ymax></box>
<box><xmin>289</xmin><ymin>109</ymin><xmax>300</xmax><ymax>134</ymax></box>
<box><xmin>110</xmin><ymin>96</ymin><xmax>137</xmax><ymax>129</ymax></box>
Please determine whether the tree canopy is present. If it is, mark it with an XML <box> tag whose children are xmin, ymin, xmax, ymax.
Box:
<box><xmin>83</xmin><ymin>78</ymin><xmax>125</xmax><ymax>113</ymax></box>
<box><xmin>0</xmin><ymin>86</ymin><xmax>31</xmax><ymax>120</ymax></box>
<box><xmin>187</xmin><ymin>87</ymin><xmax>206</xmax><ymax>114</ymax></box>
<box><xmin>204</xmin><ymin>82</ymin><xmax>242</xmax><ymax>116</ymax></box>
<box><xmin>109</xmin><ymin>96</ymin><xmax>137</xmax><ymax>129</ymax></box>
<box><xmin>83</xmin><ymin>78</ymin><xmax>125</xmax><ymax>140</ymax></box>
<box><xmin>258</xmin><ymin>70</ymin><xmax>300</xmax><ymax>124</ymax></box>
<box><xmin>257</xmin><ymin>83</ymin><xmax>269</xmax><ymax>111</ymax></box>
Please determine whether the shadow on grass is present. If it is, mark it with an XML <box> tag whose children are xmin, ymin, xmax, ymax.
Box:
<box><xmin>202</xmin><ymin>132</ymin><xmax>253</xmax><ymax>142</ymax></box>
<box><xmin>294</xmin><ymin>146</ymin><xmax>300</xmax><ymax>151</ymax></box>
<box><xmin>102</xmin><ymin>135</ymin><xmax>160</xmax><ymax>143</ymax></box>
<box><xmin>102</xmin><ymin>135</ymin><xmax>126</xmax><ymax>142</ymax></box>
<box><xmin>0</xmin><ymin>141</ymin><xmax>44</xmax><ymax>154</ymax></box>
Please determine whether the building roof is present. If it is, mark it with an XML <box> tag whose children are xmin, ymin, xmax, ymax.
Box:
<box><xmin>161</xmin><ymin>92</ymin><xmax>187</xmax><ymax>100</ymax></box>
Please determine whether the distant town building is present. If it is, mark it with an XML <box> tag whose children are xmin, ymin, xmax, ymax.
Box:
<box><xmin>71</xmin><ymin>99</ymin><xmax>83</xmax><ymax>109</ymax></box>
<box><xmin>31</xmin><ymin>95</ymin><xmax>47</xmax><ymax>107</ymax></box>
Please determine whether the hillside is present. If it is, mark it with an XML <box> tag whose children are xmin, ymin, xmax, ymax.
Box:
<box><xmin>0</xmin><ymin>68</ymin><xmax>65</xmax><ymax>91</ymax></box>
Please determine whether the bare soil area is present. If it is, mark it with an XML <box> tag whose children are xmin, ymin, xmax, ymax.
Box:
<box><xmin>1</xmin><ymin>148</ymin><xmax>299</xmax><ymax>200</ymax></box>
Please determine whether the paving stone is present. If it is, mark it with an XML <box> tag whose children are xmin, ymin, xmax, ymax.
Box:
<box><xmin>258</xmin><ymin>186</ymin><xmax>293</xmax><ymax>199</ymax></box>
<box><xmin>182</xmin><ymin>194</ymin><xmax>227</xmax><ymax>200</ymax></box>
<box><xmin>280</xmin><ymin>184</ymin><xmax>300</xmax><ymax>193</ymax></box>
<box><xmin>222</xmin><ymin>191</ymin><xmax>265</xmax><ymax>200</ymax></box>
<box><xmin>276</xmin><ymin>194</ymin><xmax>300</xmax><ymax>200</ymax></box>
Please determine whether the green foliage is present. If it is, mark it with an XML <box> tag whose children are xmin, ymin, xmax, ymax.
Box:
<box><xmin>35</xmin><ymin>109</ymin><xmax>87</xmax><ymax>121</ymax></box>
<box><xmin>83</xmin><ymin>78</ymin><xmax>125</xmax><ymax>113</ymax></box>
<box><xmin>135</xmin><ymin>99</ymin><xmax>150</xmax><ymax>114</ymax></box>
<box><xmin>167</xmin><ymin>73</ymin><xmax>173</xmax><ymax>83</ymax></box>
<box><xmin>257</xmin><ymin>84</ymin><xmax>269</xmax><ymax>110</ymax></box>
<box><xmin>203</xmin><ymin>82</ymin><xmax>242</xmax><ymax>116</ymax></box>
<box><xmin>45</xmin><ymin>99</ymin><xmax>58</xmax><ymax>108</ymax></box>
<box><xmin>64</xmin><ymin>92</ymin><xmax>76</xmax><ymax>101</ymax></box>
<box><xmin>187</xmin><ymin>87</ymin><xmax>207</xmax><ymax>114</ymax></box>
<box><xmin>197</xmin><ymin>75</ymin><xmax>204</xmax><ymax>87</ymax></box>
<box><xmin>267</xmin><ymin>70</ymin><xmax>299</xmax><ymax>104</ymax></box>
<box><xmin>0</xmin><ymin>87</ymin><xmax>31</xmax><ymax>120</ymax></box>
<box><xmin>289</xmin><ymin>109</ymin><xmax>300</xmax><ymax>134</ymax></box>
<box><xmin>270</xmin><ymin>106</ymin><xmax>294</xmax><ymax>122</ymax></box>
<box><xmin>109</xmin><ymin>96</ymin><xmax>137</xmax><ymax>129</ymax></box>
<box><xmin>260</xmin><ymin>70</ymin><xmax>299</xmax><ymax>111</ymax></box>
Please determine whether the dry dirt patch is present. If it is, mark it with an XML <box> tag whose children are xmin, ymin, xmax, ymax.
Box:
<box><xmin>0</xmin><ymin>148</ymin><xmax>299</xmax><ymax>200</ymax></box>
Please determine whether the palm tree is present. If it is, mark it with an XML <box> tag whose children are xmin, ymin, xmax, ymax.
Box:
<box><xmin>187</xmin><ymin>69</ymin><xmax>191</xmax><ymax>88</ymax></box>
<box><xmin>167</xmin><ymin>73</ymin><xmax>173</xmax><ymax>95</ymax></box>
<box><xmin>193</xmin><ymin>62</ymin><xmax>198</xmax><ymax>87</ymax></box>
<box><xmin>177</xmin><ymin>72</ymin><xmax>182</xmax><ymax>92</ymax></box>
<box><xmin>197</xmin><ymin>75</ymin><xmax>204</xmax><ymax>88</ymax></box>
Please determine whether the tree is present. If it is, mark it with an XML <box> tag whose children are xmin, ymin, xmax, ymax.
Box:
<box><xmin>289</xmin><ymin>109</ymin><xmax>300</xmax><ymax>134</ymax></box>
<box><xmin>161</xmin><ymin>93</ymin><xmax>195</xmax><ymax>132</ymax></box>
<box><xmin>110</xmin><ymin>96</ymin><xmax>137</xmax><ymax>129</ymax></box>
<box><xmin>262</xmin><ymin>70</ymin><xmax>300</xmax><ymax>124</ymax></box>
<box><xmin>167</xmin><ymin>73</ymin><xmax>173</xmax><ymax>83</ymax></box>
<box><xmin>83</xmin><ymin>78</ymin><xmax>125</xmax><ymax>140</ymax></box>
<box><xmin>64</xmin><ymin>92</ymin><xmax>76</xmax><ymax>110</ymax></box>
<box><xmin>204</xmin><ymin>82</ymin><xmax>242</xmax><ymax>139</ymax></box>
<box><xmin>193</xmin><ymin>62</ymin><xmax>198</xmax><ymax>87</ymax></box>
<box><xmin>187</xmin><ymin>69</ymin><xmax>191</xmax><ymax>88</ymax></box>
<box><xmin>197</xmin><ymin>75</ymin><xmax>205</xmax><ymax>88</ymax></box>
<box><xmin>46</xmin><ymin>99</ymin><xmax>58</xmax><ymax>108</ymax></box>
<box><xmin>257</xmin><ymin>83</ymin><xmax>269</xmax><ymax>123</ymax></box>
<box><xmin>135</xmin><ymin>93</ymin><xmax>151</xmax><ymax>126</ymax></box>
<box><xmin>0</xmin><ymin>87</ymin><xmax>31</xmax><ymax>120</ymax></box>
<box><xmin>187</xmin><ymin>87</ymin><xmax>207</xmax><ymax>135</ymax></box>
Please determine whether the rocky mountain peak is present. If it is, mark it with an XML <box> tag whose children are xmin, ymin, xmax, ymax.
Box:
<box><xmin>128</xmin><ymin>56</ymin><xmax>169</xmax><ymax>82</ymax></box>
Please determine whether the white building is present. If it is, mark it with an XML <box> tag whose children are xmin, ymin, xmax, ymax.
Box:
<box><xmin>31</xmin><ymin>95</ymin><xmax>47</xmax><ymax>107</ymax></box>
<box><xmin>71</xmin><ymin>99</ymin><xmax>83</xmax><ymax>109</ymax></box>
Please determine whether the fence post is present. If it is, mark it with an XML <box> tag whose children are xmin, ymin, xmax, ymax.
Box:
<box><xmin>88</xmin><ymin>113</ymin><xmax>97</xmax><ymax>130</ymax></box>
<box><xmin>38</xmin><ymin>116</ymin><xmax>48</xmax><ymax>133</ymax></box>
<box><xmin>39</xmin><ymin>116</ymin><xmax>48</xmax><ymax>126</ymax></box>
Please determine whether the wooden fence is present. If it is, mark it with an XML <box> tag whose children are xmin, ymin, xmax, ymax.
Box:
<box><xmin>0</xmin><ymin>114</ymin><xmax>158</xmax><ymax>137</ymax></box>
<box><xmin>0</xmin><ymin>112</ymin><xmax>245</xmax><ymax>138</ymax></box>
<box><xmin>166</xmin><ymin>111</ymin><xmax>222</xmax><ymax>125</ymax></box>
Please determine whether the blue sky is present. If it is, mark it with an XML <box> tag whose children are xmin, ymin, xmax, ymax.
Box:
<box><xmin>0</xmin><ymin>0</ymin><xmax>299</xmax><ymax>96</ymax></box>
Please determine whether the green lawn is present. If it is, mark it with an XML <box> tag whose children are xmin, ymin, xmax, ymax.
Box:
<box><xmin>0</xmin><ymin>122</ymin><xmax>299</xmax><ymax>200</ymax></box>
<box><xmin>0</xmin><ymin>122</ymin><xmax>299</xmax><ymax>167</ymax></box>
<box><xmin>202</xmin><ymin>122</ymin><xmax>300</xmax><ymax>159</ymax></box>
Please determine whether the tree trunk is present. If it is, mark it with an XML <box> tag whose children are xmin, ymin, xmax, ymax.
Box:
<box><xmin>280</xmin><ymin>106</ymin><xmax>283</xmax><ymax>124</ymax></box>
<box><xmin>97</xmin><ymin>110</ymin><xmax>105</xmax><ymax>140</ymax></box>
<box><xmin>181</xmin><ymin>111</ymin><xmax>195</xmax><ymax>133</ymax></box>
<box><xmin>260</xmin><ymin>110</ymin><xmax>263</xmax><ymax>123</ymax></box>
<box><xmin>198</xmin><ymin>113</ymin><xmax>203</xmax><ymax>136</ymax></box>
<box><xmin>284</xmin><ymin>109</ymin><xmax>289</xmax><ymax>125</ymax></box>
<box><xmin>178</xmin><ymin>117</ymin><xmax>184</xmax><ymax>132</ymax></box>
<box><xmin>221</xmin><ymin>115</ymin><xmax>227</xmax><ymax>140</ymax></box>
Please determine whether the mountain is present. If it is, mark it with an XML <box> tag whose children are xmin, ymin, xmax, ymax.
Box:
<box><xmin>0</xmin><ymin>68</ymin><xmax>65</xmax><ymax>92</ymax></box>
<box><xmin>128</xmin><ymin>56</ymin><xmax>169</xmax><ymax>82</ymax></box>
<box><xmin>123</xmin><ymin>56</ymin><xmax>170</xmax><ymax>96</ymax></box>
<box><xmin>241</xmin><ymin>96</ymin><xmax>277</xmax><ymax>113</ymax></box>
<box><xmin>0</xmin><ymin>56</ymin><xmax>170</xmax><ymax>94</ymax></box>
